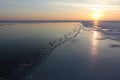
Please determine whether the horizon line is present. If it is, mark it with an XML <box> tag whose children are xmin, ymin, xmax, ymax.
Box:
<box><xmin>0</xmin><ymin>19</ymin><xmax>120</xmax><ymax>21</ymax></box>
<box><xmin>0</xmin><ymin>19</ymin><xmax>120</xmax><ymax>23</ymax></box>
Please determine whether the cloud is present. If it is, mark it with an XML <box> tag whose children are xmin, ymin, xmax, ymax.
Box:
<box><xmin>54</xmin><ymin>1</ymin><xmax>120</xmax><ymax>12</ymax></box>
<box><xmin>55</xmin><ymin>1</ymin><xmax>90</xmax><ymax>7</ymax></box>
<box><xmin>85</xmin><ymin>0</ymin><xmax>120</xmax><ymax>5</ymax></box>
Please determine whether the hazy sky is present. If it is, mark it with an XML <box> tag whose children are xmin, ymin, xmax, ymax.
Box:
<box><xmin>0</xmin><ymin>0</ymin><xmax>120</xmax><ymax>20</ymax></box>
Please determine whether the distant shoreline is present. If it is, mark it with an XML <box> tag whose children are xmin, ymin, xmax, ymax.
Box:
<box><xmin>0</xmin><ymin>20</ymin><xmax>120</xmax><ymax>23</ymax></box>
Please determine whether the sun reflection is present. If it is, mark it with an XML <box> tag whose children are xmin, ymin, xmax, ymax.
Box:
<box><xmin>90</xmin><ymin>21</ymin><xmax>100</xmax><ymax>66</ymax></box>
<box><xmin>91</xmin><ymin>31</ymin><xmax>98</xmax><ymax>56</ymax></box>
<box><xmin>91</xmin><ymin>21</ymin><xmax>100</xmax><ymax>55</ymax></box>
<box><xmin>94</xmin><ymin>21</ymin><xmax>99</xmax><ymax>26</ymax></box>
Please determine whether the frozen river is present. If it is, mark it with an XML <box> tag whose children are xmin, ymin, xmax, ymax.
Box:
<box><xmin>0</xmin><ymin>21</ymin><xmax>120</xmax><ymax>80</ymax></box>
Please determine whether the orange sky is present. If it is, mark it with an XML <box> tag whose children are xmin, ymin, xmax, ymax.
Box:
<box><xmin>0</xmin><ymin>0</ymin><xmax>120</xmax><ymax>20</ymax></box>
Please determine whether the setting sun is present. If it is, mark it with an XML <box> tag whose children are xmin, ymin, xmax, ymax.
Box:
<box><xmin>92</xmin><ymin>13</ymin><xmax>102</xmax><ymax>20</ymax></box>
